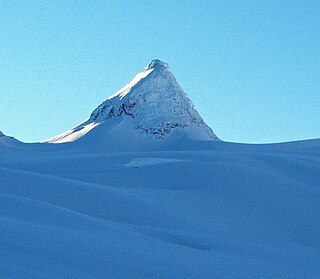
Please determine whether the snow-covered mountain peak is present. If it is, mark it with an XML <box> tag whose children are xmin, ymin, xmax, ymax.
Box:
<box><xmin>145</xmin><ymin>59</ymin><xmax>169</xmax><ymax>70</ymax></box>
<box><xmin>46</xmin><ymin>60</ymin><xmax>219</xmax><ymax>143</ymax></box>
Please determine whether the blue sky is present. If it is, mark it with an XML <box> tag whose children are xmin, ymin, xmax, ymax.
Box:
<box><xmin>1</xmin><ymin>0</ymin><xmax>319</xmax><ymax>143</ymax></box>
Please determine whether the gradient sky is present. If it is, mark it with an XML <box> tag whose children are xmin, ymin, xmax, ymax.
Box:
<box><xmin>1</xmin><ymin>0</ymin><xmax>319</xmax><ymax>143</ymax></box>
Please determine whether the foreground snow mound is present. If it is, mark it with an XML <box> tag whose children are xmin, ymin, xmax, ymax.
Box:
<box><xmin>0</xmin><ymin>140</ymin><xmax>320</xmax><ymax>278</ymax></box>
<box><xmin>46</xmin><ymin>59</ymin><xmax>219</xmax><ymax>143</ymax></box>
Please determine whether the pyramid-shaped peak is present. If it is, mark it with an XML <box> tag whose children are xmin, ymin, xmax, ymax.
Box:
<box><xmin>45</xmin><ymin>59</ymin><xmax>220</xmax><ymax>143</ymax></box>
<box><xmin>146</xmin><ymin>59</ymin><xmax>169</xmax><ymax>70</ymax></box>
<box><xmin>87</xmin><ymin>59</ymin><xmax>219</xmax><ymax>140</ymax></box>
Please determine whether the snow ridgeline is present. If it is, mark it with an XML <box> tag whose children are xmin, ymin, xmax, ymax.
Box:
<box><xmin>46</xmin><ymin>59</ymin><xmax>219</xmax><ymax>143</ymax></box>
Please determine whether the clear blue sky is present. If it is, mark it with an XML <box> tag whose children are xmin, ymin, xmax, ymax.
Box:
<box><xmin>1</xmin><ymin>0</ymin><xmax>319</xmax><ymax>143</ymax></box>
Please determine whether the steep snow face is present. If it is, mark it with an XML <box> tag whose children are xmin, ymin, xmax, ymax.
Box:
<box><xmin>46</xmin><ymin>59</ymin><xmax>219</xmax><ymax>143</ymax></box>
<box><xmin>0</xmin><ymin>131</ymin><xmax>4</xmax><ymax>137</ymax></box>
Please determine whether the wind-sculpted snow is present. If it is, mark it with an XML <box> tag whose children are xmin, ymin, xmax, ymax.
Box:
<box><xmin>46</xmin><ymin>59</ymin><xmax>218</xmax><ymax>143</ymax></box>
<box><xmin>1</xmin><ymin>139</ymin><xmax>320</xmax><ymax>278</ymax></box>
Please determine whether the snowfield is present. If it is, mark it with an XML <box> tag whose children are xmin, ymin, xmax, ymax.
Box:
<box><xmin>1</xmin><ymin>138</ymin><xmax>320</xmax><ymax>278</ymax></box>
<box><xmin>1</xmin><ymin>60</ymin><xmax>319</xmax><ymax>278</ymax></box>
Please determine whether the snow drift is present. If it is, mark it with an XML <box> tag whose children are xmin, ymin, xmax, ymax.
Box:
<box><xmin>1</xmin><ymin>139</ymin><xmax>320</xmax><ymax>278</ymax></box>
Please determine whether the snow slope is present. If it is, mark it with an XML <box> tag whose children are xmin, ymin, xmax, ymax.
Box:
<box><xmin>1</xmin><ymin>138</ymin><xmax>320</xmax><ymax>278</ymax></box>
<box><xmin>1</xmin><ymin>60</ymin><xmax>320</xmax><ymax>278</ymax></box>
<box><xmin>0</xmin><ymin>131</ymin><xmax>23</xmax><ymax>148</ymax></box>
<box><xmin>45</xmin><ymin>59</ymin><xmax>218</xmax><ymax>144</ymax></box>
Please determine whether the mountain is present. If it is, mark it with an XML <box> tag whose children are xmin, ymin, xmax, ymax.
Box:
<box><xmin>1</xmin><ymin>61</ymin><xmax>320</xmax><ymax>278</ymax></box>
<box><xmin>45</xmin><ymin>59</ymin><xmax>219</xmax><ymax>144</ymax></box>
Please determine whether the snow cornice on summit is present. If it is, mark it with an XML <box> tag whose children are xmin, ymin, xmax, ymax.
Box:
<box><xmin>46</xmin><ymin>59</ymin><xmax>219</xmax><ymax>144</ymax></box>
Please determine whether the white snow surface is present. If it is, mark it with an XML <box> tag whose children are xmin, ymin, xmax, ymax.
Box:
<box><xmin>1</xmin><ymin>137</ymin><xmax>320</xmax><ymax>278</ymax></box>
<box><xmin>2</xmin><ymin>60</ymin><xmax>320</xmax><ymax>278</ymax></box>
<box><xmin>45</xmin><ymin>59</ymin><xmax>218</xmax><ymax>143</ymax></box>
